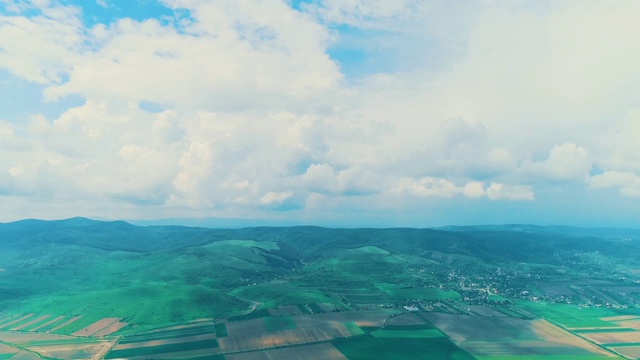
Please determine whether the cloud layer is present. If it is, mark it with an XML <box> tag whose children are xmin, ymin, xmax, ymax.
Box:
<box><xmin>1</xmin><ymin>0</ymin><xmax>639</xmax><ymax>226</ymax></box>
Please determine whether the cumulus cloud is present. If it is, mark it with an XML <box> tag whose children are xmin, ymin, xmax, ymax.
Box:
<box><xmin>260</xmin><ymin>191</ymin><xmax>293</xmax><ymax>205</ymax></box>
<box><xmin>521</xmin><ymin>143</ymin><xmax>591</xmax><ymax>182</ymax></box>
<box><xmin>0</xmin><ymin>0</ymin><xmax>82</xmax><ymax>84</ymax></box>
<box><xmin>42</xmin><ymin>1</ymin><xmax>341</xmax><ymax>111</ymax></box>
<box><xmin>591</xmin><ymin>172</ymin><xmax>640</xmax><ymax>198</ymax></box>
<box><xmin>486</xmin><ymin>183</ymin><xmax>534</xmax><ymax>201</ymax></box>
<box><xmin>394</xmin><ymin>177</ymin><xmax>532</xmax><ymax>201</ymax></box>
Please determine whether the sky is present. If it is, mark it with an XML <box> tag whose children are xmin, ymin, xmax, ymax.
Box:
<box><xmin>0</xmin><ymin>0</ymin><xmax>639</xmax><ymax>227</ymax></box>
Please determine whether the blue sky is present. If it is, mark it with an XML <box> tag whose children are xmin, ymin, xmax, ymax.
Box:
<box><xmin>1</xmin><ymin>0</ymin><xmax>639</xmax><ymax>227</ymax></box>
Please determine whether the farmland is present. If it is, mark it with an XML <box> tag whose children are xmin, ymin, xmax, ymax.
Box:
<box><xmin>2</xmin><ymin>219</ymin><xmax>640</xmax><ymax>358</ymax></box>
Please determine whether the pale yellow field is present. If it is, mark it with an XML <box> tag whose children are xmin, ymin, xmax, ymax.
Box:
<box><xmin>92</xmin><ymin>321</ymin><xmax>128</xmax><ymax>336</ymax></box>
<box><xmin>72</xmin><ymin>317</ymin><xmax>119</xmax><ymax>337</ymax></box>
<box><xmin>582</xmin><ymin>331</ymin><xmax>640</xmax><ymax>344</ymax></box>
<box><xmin>29</xmin><ymin>341</ymin><xmax>114</xmax><ymax>360</ymax></box>
<box><xmin>532</xmin><ymin>320</ymin><xmax>615</xmax><ymax>356</ymax></box>
<box><xmin>614</xmin><ymin>319</ymin><xmax>640</xmax><ymax>330</ymax></box>
<box><xmin>0</xmin><ymin>343</ymin><xmax>18</xmax><ymax>356</ymax></box>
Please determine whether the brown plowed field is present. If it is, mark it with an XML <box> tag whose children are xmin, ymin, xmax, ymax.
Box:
<box><xmin>92</xmin><ymin>321</ymin><xmax>128</xmax><ymax>337</ymax></box>
<box><xmin>113</xmin><ymin>333</ymin><xmax>217</xmax><ymax>350</ymax></box>
<box><xmin>218</xmin><ymin>327</ymin><xmax>331</xmax><ymax>353</ymax></box>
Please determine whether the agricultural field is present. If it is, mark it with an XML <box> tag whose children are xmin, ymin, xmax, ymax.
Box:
<box><xmin>2</xmin><ymin>219</ymin><xmax>640</xmax><ymax>358</ymax></box>
<box><xmin>105</xmin><ymin>324</ymin><xmax>220</xmax><ymax>359</ymax></box>
<box><xmin>0</xmin><ymin>330</ymin><xmax>114</xmax><ymax>360</ymax></box>
<box><xmin>224</xmin><ymin>343</ymin><xmax>347</xmax><ymax>360</ymax></box>
<box><xmin>332</xmin><ymin>334</ymin><xmax>474</xmax><ymax>360</ymax></box>
<box><xmin>423</xmin><ymin>313</ymin><xmax>616</xmax><ymax>359</ymax></box>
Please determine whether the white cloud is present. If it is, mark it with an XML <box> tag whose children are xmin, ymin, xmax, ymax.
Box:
<box><xmin>521</xmin><ymin>143</ymin><xmax>591</xmax><ymax>182</ymax></box>
<box><xmin>396</xmin><ymin>177</ymin><xmax>533</xmax><ymax>202</ymax></box>
<box><xmin>0</xmin><ymin>120</ymin><xmax>14</xmax><ymax>140</ymax></box>
<box><xmin>0</xmin><ymin>0</ymin><xmax>342</xmax><ymax>113</ymax></box>
<box><xmin>486</xmin><ymin>183</ymin><xmax>534</xmax><ymax>201</ymax></box>
<box><xmin>260</xmin><ymin>191</ymin><xmax>293</xmax><ymax>205</ymax></box>
<box><xmin>590</xmin><ymin>171</ymin><xmax>640</xmax><ymax>198</ymax></box>
<box><xmin>396</xmin><ymin>177</ymin><xmax>461</xmax><ymax>198</ymax></box>
<box><xmin>462</xmin><ymin>181</ymin><xmax>485</xmax><ymax>198</ymax></box>
<box><xmin>0</xmin><ymin>1</ymin><xmax>82</xmax><ymax>84</ymax></box>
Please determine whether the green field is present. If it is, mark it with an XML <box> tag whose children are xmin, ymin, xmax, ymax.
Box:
<box><xmin>372</xmin><ymin>329</ymin><xmax>444</xmax><ymax>338</ymax></box>
<box><xmin>214</xmin><ymin>323</ymin><xmax>228</xmax><ymax>337</ymax></box>
<box><xmin>263</xmin><ymin>315</ymin><xmax>297</xmax><ymax>331</ymax></box>
<box><xmin>518</xmin><ymin>301</ymin><xmax>640</xmax><ymax>328</ymax></box>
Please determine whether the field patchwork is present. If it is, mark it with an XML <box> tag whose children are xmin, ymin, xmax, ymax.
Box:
<box><xmin>423</xmin><ymin>313</ymin><xmax>615</xmax><ymax>358</ymax></box>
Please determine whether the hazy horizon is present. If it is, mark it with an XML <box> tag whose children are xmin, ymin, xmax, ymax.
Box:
<box><xmin>1</xmin><ymin>1</ymin><xmax>640</xmax><ymax>227</ymax></box>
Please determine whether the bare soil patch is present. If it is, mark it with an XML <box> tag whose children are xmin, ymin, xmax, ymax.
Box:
<box><xmin>93</xmin><ymin>321</ymin><xmax>128</xmax><ymax>337</ymax></box>
<box><xmin>72</xmin><ymin>318</ymin><xmax>119</xmax><ymax>337</ymax></box>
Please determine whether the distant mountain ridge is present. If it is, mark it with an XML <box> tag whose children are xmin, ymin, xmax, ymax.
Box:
<box><xmin>2</xmin><ymin>217</ymin><xmax>639</xmax><ymax>260</ymax></box>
